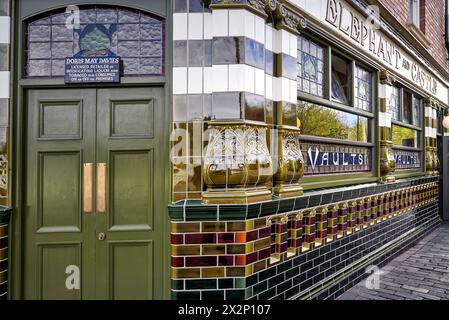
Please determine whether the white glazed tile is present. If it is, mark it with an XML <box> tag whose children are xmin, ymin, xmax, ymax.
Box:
<box><xmin>173</xmin><ymin>67</ymin><xmax>188</xmax><ymax>94</ymax></box>
<box><xmin>228</xmin><ymin>9</ymin><xmax>245</xmax><ymax>37</ymax></box>
<box><xmin>265</xmin><ymin>25</ymin><xmax>273</xmax><ymax>52</ymax></box>
<box><xmin>173</xmin><ymin>13</ymin><xmax>188</xmax><ymax>40</ymax></box>
<box><xmin>265</xmin><ymin>75</ymin><xmax>273</xmax><ymax>101</ymax></box>
<box><xmin>188</xmin><ymin>13</ymin><xmax>203</xmax><ymax>40</ymax></box>
<box><xmin>289</xmin><ymin>33</ymin><xmax>297</xmax><ymax>58</ymax></box>
<box><xmin>203</xmin><ymin>67</ymin><xmax>213</xmax><ymax>94</ymax></box>
<box><xmin>289</xmin><ymin>79</ymin><xmax>297</xmax><ymax>103</ymax></box>
<box><xmin>244</xmin><ymin>10</ymin><xmax>255</xmax><ymax>41</ymax></box>
<box><xmin>212</xmin><ymin>65</ymin><xmax>228</xmax><ymax>92</ymax></box>
<box><xmin>228</xmin><ymin>64</ymin><xmax>246</xmax><ymax>92</ymax></box>
<box><xmin>188</xmin><ymin>67</ymin><xmax>203</xmax><ymax>94</ymax></box>
<box><xmin>255</xmin><ymin>68</ymin><xmax>265</xmax><ymax>96</ymax></box>
<box><xmin>0</xmin><ymin>17</ymin><xmax>10</xmax><ymax>44</ymax></box>
<box><xmin>213</xmin><ymin>9</ymin><xmax>229</xmax><ymax>37</ymax></box>
<box><xmin>244</xmin><ymin>65</ymin><xmax>255</xmax><ymax>94</ymax></box>
<box><xmin>254</xmin><ymin>15</ymin><xmax>265</xmax><ymax>44</ymax></box>
<box><xmin>203</xmin><ymin>13</ymin><xmax>213</xmax><ymax>40</ymax></box>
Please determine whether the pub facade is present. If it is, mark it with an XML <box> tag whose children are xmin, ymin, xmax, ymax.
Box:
<box><xmin>0</xmin><ymin>0</ymin><xmax>448</xmax><ymax>300</ymax></box>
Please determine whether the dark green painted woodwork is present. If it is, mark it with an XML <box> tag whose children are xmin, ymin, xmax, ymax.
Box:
<box><xmin>95</xmin><ymin>88</ymin><xmax>164</xmax><ymax>300</ymax></box>
<box><xmin>24</xmin><ymin>87</ymin><xmax>165</xmax><ymax>300</ymax></box>
<box><xmin>25</xmin><ymin>89</ymin><xmax>96</xmax><ymax>300</ymax></box>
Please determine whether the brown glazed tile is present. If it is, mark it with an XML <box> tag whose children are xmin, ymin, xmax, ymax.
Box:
<box><xmin>171</xmin><ymin>222</ymin><xmax>201</xmax><ymax>233</ymax></box>
<box><xmin>171</xmin><ymin>268</ymin><xmax>201</xmax><ymax>279</ymax></box>
<box><xmin>202</xmin><ymin>222</ymin><xmax>226</xmax><ymax>233</ymax></box>
<box><xmin>227</xmin><ymin>221</ymin><xmax>247</xmax><ymax>232</ymax></box>
<box><xmin>202</xmin><ymin>244</ymin><xmax>226</xmax><ymax>255</ymax></box>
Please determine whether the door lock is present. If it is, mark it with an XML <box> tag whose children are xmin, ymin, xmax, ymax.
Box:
<box><xmin>98</xmin><ymin>232</ymin><xmax>106</xmax><ymax>241</ymax></box>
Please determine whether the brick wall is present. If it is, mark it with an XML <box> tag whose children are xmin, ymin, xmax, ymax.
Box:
<box><xmin>378</xmin><ymin>0</ymin><xmax>449</xmax><ymax>71</ymax></box>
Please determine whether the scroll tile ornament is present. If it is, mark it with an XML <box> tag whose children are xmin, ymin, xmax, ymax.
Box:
<box><xmin>273</xmin><ymin>126</ymin><xmax>305</xmax><ymax>198</ymax></box>
<box><xmin>202</xmin><ymin>121</ymin><xmax>273</xmax><ymax>204</ymax></box>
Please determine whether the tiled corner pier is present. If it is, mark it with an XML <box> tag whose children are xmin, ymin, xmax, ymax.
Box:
<box><xmin>169</xmin><ymin>176</ymin><xmax>441</xmax><ymax>300</ymax></box>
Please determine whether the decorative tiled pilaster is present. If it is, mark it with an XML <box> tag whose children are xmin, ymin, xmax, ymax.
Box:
<box><xmin>424</xmin><ymin>97</ymin><xmax>438</xmax><ymax>176</ymax></box>
<box><xmin>0</xmin><ymin>0</ymin><xmax>10</xmax><ymax>206</ymax></box>
<box><xmin>379</xmin><ymin>70</ymin><xmax>396</xmax><ymax>183</ymax></box>
<box><xmin>271</xmin><ymin>7</ymin><xmax>306</xmax><ymax>198</ymax></box>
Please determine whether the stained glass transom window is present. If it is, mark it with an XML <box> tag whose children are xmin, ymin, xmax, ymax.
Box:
<box><xmin>297</xmin><ymin>36</ymin><xmax>325</xmax><ymax>98</ymax></box>
<box><xmin>26</xmin><ymin>6</ymin><xmax>165</xmax><ymax>77</ymax></box>
<box><xmin>355</xmin><ymin>65</ymin><xmax>372</xmax><ymax>111</ymax></box>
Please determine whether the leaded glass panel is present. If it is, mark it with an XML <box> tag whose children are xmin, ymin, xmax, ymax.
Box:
<box><xmin>390</xmin><ymin>86</ymin><xmax>400</xmax><ymax>121</ymax></box>
<box><xmin>297</xmin><ymin>36</ymin><xmax>325</xmax><ymax>98</ymax></box>
<box><xmin>413</xmin><ymin>96</ymin><xmax>422</xmax><ymax>127</ymax></box>
<box><xmin>355</xmin><ymin>65</ymin><xmax>372</xmax><ymax>111</ymax></box>
<box><xmin>26</xmin><ymin>6</ymin><xmax>165</xmax><ymax>77</ymax></box>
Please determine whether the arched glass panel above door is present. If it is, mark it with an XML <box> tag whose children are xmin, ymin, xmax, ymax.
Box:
<box><xmin>26</xmin><ymin>6</ymin><xmax>165</xmax><ymax>77</ymax></box>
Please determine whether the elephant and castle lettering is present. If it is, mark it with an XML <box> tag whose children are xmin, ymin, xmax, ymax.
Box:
<box><xmin>326</xmin><ymin>0</ymin><xmax>439</xmax><ymax>97</ymax></box>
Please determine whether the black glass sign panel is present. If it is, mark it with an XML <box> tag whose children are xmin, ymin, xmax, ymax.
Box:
<box><xmin>65</xmin><ymin>57</ymin><xmax>120</xmax><ymax>83</ymax></box>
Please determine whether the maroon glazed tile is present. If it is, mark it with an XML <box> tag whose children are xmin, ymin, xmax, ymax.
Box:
<box><xmin>258</xmin><ymin>247</ymin><xmax>271</xmax><ymax>260</ymax></box>
<box><xmin>171</xmin><ymin>256</ymin><xmax>184</xmax><ymax>267</ymax></box>
<box><xmin>246</xmin><ymin>252</ymin><xmax>258</xmax><ymax>264</ymax></box>
<box><xmin>280</xmin><ymin>242</ymin><xmax>288</xmax><ymax>253</ymax></box>
<box><xmin>217</xmin><ymin>232</ymin><xmax>235</xmax><ymax>243</ymax></box>
<box><xmin>171</xmin><ymin>233</ymin><xmax>184</xmax><ymax>244</ymax></box>
<box><xmin>246</xmin><ymin>230</ymin><xmax>258</xmax><ymax>242</ymax></box>
<box><xmin>185</xmin><ymin>256</ymin><xmax>217</xmax><ymax>267</ymax></box>
<box><xmin>218</xmin><ymin>255</ymin><xmax>234</xmax><ymax>266</ymax></box>
<box><xmin>185</xmin><ymin>233</ymin><xmax>216</xmax><ymax>244</ymax></box>
<box><xmin>258</xmin><ymin>227</ymin><xmax>270</xmax><ymax>238</ymax></box>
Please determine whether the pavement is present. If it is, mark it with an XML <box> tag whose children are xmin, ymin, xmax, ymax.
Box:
<box><xmin>337</xmin><ymin>222</ymin><xmax>449</xmax><ymax>300</ymax></box>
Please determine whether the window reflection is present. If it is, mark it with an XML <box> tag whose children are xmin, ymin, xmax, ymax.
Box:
<box><xmin>331</xmin><ymin>54</ymin><xmax>351</xmax><ymax>105</ymax></box>
<box><xmin>403</xmin><ymin>91</ymin><xmax>413</xmax><ymax>124</ymax></box>
<box><xmin>297</xmin><ymin>101</ymin><xmax>368</xmax><ymax>142</ymax></box>
<box><xmin>392</xmin><ymin>124</ymin><xmax>419</xmax><ymax>148</ymax></box>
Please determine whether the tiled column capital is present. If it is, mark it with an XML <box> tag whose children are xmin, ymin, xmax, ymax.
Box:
<box><xmin>273</xmin><ymin>2</ymin><xmax>307</xmax><ymax>35</ymax></box>
<box><xmin>379</xmin><ymin>69</ymin><xmax>396</xmax><ymax>86</ymax></box>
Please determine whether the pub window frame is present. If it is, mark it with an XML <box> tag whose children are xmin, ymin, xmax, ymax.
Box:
<box><xmin>389</xmin><ymin>84</ymin><xmax>424</xmax><ymax>176</ymax></box>
<box><xmin>297</xmin><ymin>33</ymin><xmax>378</xmax><ymax>190</ymax></box>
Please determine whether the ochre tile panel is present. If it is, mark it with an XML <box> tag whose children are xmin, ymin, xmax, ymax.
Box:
<box><xmin>172</xmin><ymin>268</ymin><xmax>201</xmax><ymax>279</ymax></box>
<box><xmin>0</xmin><ymin>248</ymin><xmax>7</xmax><ymax>261</ymax></box>
<box><xmin>172</xmin><ymin>245</ymin><xmax>201</xmax><ymax>256</ymax></box>
<box><xmin>0</xmin><ymin>226</ymin><xmax>7</xmax><ymax>237</ymax></box>
<box><xmin>0</xmin><ymin>270</ymin><xmax>7</xmax><ymax>284</ymax></box>
<box><xmin>254</xmin><ymin>237</ymin><xmax>270</xmax><ymax>251</ymax></box>
<box><xmin>202</xmin><ymin>267</ymin><xmax>225</xmax><ymax>278</ymax></box>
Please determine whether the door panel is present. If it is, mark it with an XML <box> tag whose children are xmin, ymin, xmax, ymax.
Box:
<box><xmin>109</xmin><ymin>241</ymin><xmax>153</xmax><ymax>300</ymax></box>
<box><xmin>25</xmin><ymin>89</ymin><xmax>96</xmax><ymax>299</ymax></box>
<box><xmin>109</xmin><ymin>150</ymin><xmax>154</xmax><ymax>230</ymax></box>
<box><xmin>37</xmin><ymin>151</ymin><xmax>82</xmax><ymax>232</ymax></box>
<box><xmin>37</xmin><ymin>243</ymin><xmax>82</xmax><ymax>300</ymax></box>
<box><xmin>96</xmin><ymin>88</ymin><xmax>164</xmax><ymax>299</ymax></box>
<box><xmin>24</xmin><ymin>87</ymin><xmax>165</xmax><ymax>300</ymax></box>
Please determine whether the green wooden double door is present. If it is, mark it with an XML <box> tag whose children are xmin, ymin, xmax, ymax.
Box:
<box><xmin>23</xmin><ymin>87</ymin><xmax>167</xmax><ymax>299</ymax></box>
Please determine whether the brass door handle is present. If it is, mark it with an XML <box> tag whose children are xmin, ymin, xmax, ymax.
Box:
<box><xmin>97</xmin><ymin>163</ymin><xmax>106</xmax><ymax>213</ymax></box>
<box><xmin>83</xmin><ymin>163</ymin><xmax>93</xmax><ymax>213</ymax></box>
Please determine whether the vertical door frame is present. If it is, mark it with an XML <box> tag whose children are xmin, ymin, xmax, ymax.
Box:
<box><xmin>9</xmin><ymin>0</ymin><xmax>173</xmax><ymax>299</ymax></box>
